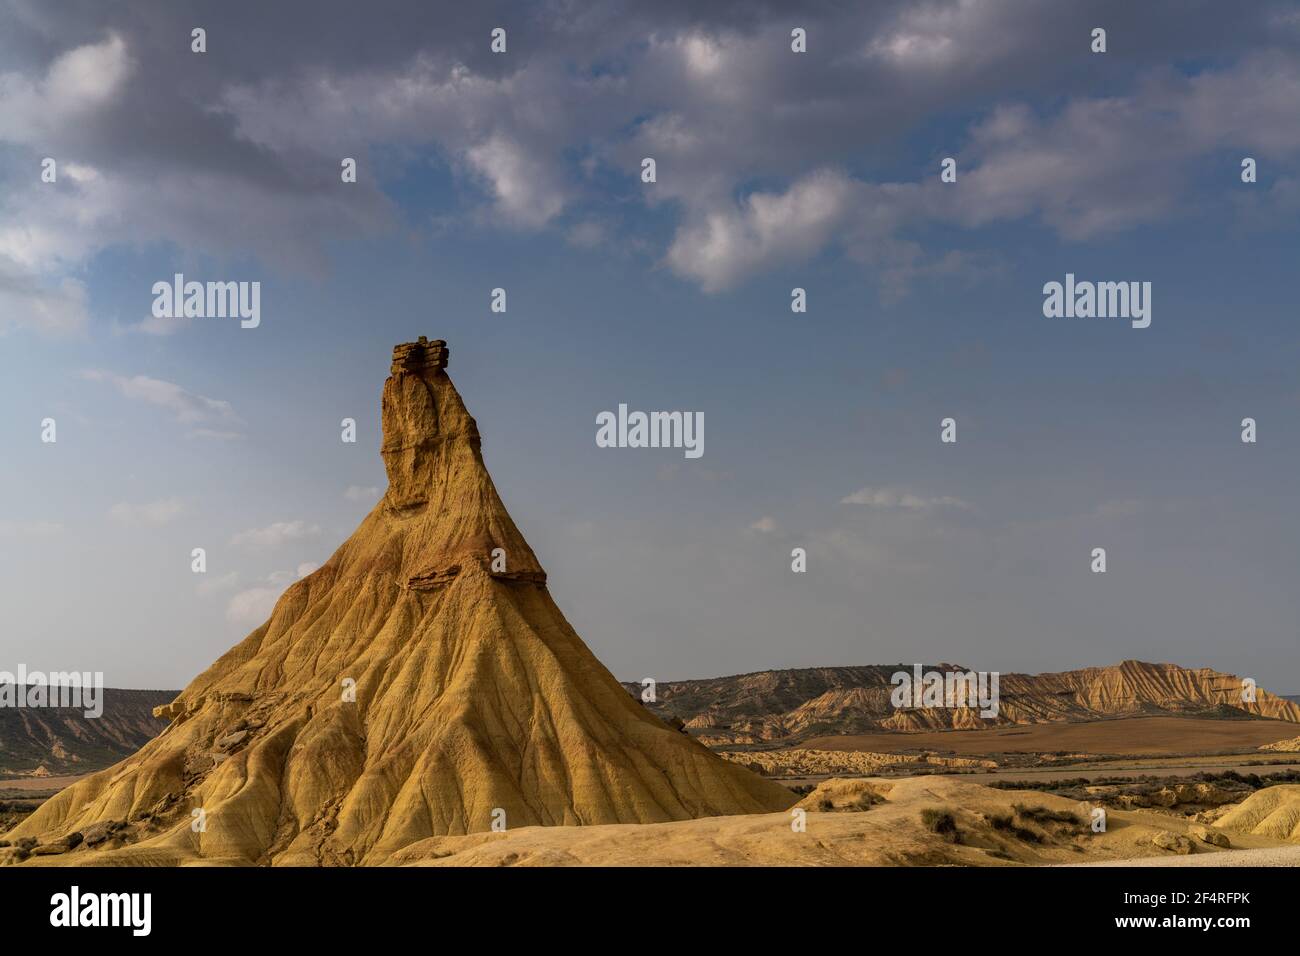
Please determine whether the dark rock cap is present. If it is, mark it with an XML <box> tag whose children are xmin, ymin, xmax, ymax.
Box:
<box><xmin>391</xmin><ymin>336</ymin><xmax>448</xmax><ymax>375</ymax></box>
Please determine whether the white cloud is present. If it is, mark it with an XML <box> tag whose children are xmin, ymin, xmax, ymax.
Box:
<box><xmin>4</xmin><ymin>8</ymin><xmax>1299</xmax><ymax>315</ymax></box>
<box><xmin>113</xmin><ymin>313</ymin><xmax>193</xmax><ymax>336</ymax></box>
<box><xmin>948</xmin><ymin>54</ymin><xmax>1300</xmax><ymax>240</ymax></box>
<box><xmin>464</xmin><ymin>133</ymin><xmax>567</xmax><ymax>229</ymax></box>
<box><xmin>80</xmin><ymin>370</ymin><xmax>241</xmax><ymax>434</ymax></box>
<box><xmin>0</xmin><ymin>31</ymin><xmax>391</xmax><ymax>334</ymax></box>
<box><xmin>0</xmin><ymin>257</ymin><xmax>89</xmax><ymax>336</ymax></box>
<box><xmin>869</xmin><ymin>30</ymin><xmax>956</xmax><ymax>66</ymax></box>
<box><xmin>264</xmin><ymin>561</ymin><xmax>318</xmax><ymax>588</ymax></box>
<box><xmin>108</xmin><ymin>497</ymin><xmax>184</xmax><ymax>525</ymax></box>
<box><xmin>660</xmin><ymin>52</ymin><xmax>1300</xmax><ymax>291</ymax></box>
<box><xmin>0</xmin><ymin>35</ymin><xmax>134</xmax><ymax>338</ymax></box>
<box><xmin>226</xmin><ymin>587</ymin><xmax>281</xmax><ymax>626</ymax></box>
<box><xmin>0</xmin><ymin>33</ymin><xmax>132</xmax><ymax>145</ymax></box>
<box><xmin>344</xmin><ymin>485</ymin><xmax>381</xmax><ymax>502</ymax></box>
<box><xmin>222</xmin><ymin>55</ymin><xmax>573</xmax><ymax>234</ymax></box>
<box><xmin>230</xmin><ymin>520</ymin><xmax>321</xmax><ymax>550</ymax></box>
<box><xmin>665</xmin><ymin>169</ymin><xmax>857</xmax><ymax>292</ymax></box>
<box><xmin>841</xmin><ymin>486</ymin><xmax>970</xmax><ymax>511</ymax></box>
<box><xmin>862</xmin><ymin>0</ymin><xmax>1027</xmax><ymax>74</ymax></box>
<box><xmin>678</xmin><ymin>33</ymin><xmax>728</xmax><ymax>78</ymax></box>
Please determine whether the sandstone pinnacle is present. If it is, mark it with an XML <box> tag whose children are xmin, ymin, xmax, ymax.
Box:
<box><xmin>13</xmin><ymin>339</ymin><xmax>794</xmax><ymax>866</ymax></box>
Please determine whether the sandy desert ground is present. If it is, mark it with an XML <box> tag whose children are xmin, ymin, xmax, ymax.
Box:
<box><xmin>381</xmin><ymin>776</ymin><xmax>1297</xmax><ymax>867</ymax></box>
<box><xmin>1068</xmin><ymin>846</ymin><xmax>1300</xmax><ymax>866</ymax></box>
<box><xmin>800</xmin><ymin>715</ymin><xmax>1300</xmax><ymax>756</ymax></box>
<box><xmin>14</xmin><ymin>774</ymin><xmax>1295</xmax><ymax>868</ymax></box>
<box><xmin>0</xmin><ymin>775</ymin><xmax>89</xmax><ymax>792</ymax></box>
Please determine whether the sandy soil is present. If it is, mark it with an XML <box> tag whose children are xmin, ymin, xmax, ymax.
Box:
<box><xmin>0</xmin><ymin>774</ymin><xmax>89</xmax><ymax>792</ymax></box>
<box><xmin>1064</xmin><ymin>845</ymin><xmax>1300</xmax><ymax>866</ymax></box>
<box><xmin>13</xmin><ymin>775</ymin><xmax>1295</xmax><ymax>867</ymax></box>
<box><xmin>375</xmin><ymin>776</ymin><xmax>1291</xmax><ymax>868</ymax></box>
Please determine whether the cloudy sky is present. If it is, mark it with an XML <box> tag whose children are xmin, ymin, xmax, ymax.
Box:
<box><xmin>2</xmin><ymin>0</ymin><xmax>1299</xmax><ymax>691</ymax></box>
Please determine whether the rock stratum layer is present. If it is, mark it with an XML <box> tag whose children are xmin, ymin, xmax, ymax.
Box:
<box><xmin>10</xmin><ymin>338</ymin><xmax>792</xmax><ymax>866</ymax></box>
<box><xmin>625</xmin><ymin>660</ymin><xmax>1300</xmax><ymax>743</ymax></box>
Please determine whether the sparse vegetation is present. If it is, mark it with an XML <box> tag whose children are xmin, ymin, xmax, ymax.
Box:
<box><xmin>986</xmin><ymin>812</ymin><xmax>1042</xmax><ymax>843</ymax></box>
<box><xmin>812</xmin><ymin>790</ymin><xmax>881</xmax><ymax>812</ymax></box>
<box><xmin>987</xmin><ymin>767</ymin><xmax>1300</xmax><ymax>804</ymax></box>
<box><xmin>984</xmin><ymin>804</ymin><xmax>1084</xmax><ymax>843</ymax></box>
<box><xmin>0</xmin><ymin>793</ymin><xmax>51</xmax><ymax>837</ymax></box>
<box><xmin>920</xmin><ymin>807</ymin><xmax>959</xmax><ymax>842</ymax></box>
<box><xmin>1013</xmin><ymin>803</ymin><xmax>1083</xmax><ymax>826</ymax></box>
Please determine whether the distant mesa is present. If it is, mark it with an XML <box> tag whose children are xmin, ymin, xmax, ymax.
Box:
<box><xmin>0</xmin><ymin>688</ymin><xmax>175</xmax><ymax>776</ymax></box>
<box><xmin>625</xmin><ymin>660</ymin><xmax>1300</xmax><ymax>745</ymax></box>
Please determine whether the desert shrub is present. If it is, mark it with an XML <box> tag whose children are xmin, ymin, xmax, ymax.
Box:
<box><xmin>987</xmin><ymin>811</ymin><xmax>1043</xmax><ymax>843</ymax></box>
<box><xmin>920</xmin><ymin>807</ymin><xmax>959</xmax><ymax>841</ymax></box>
<box><xmin>1013</xmin><ymin>803</ymin><xmax>1082</xmax><ymax>826</ymax></box>
<box><xmin>843</xmin><ymin>790</ymin><xmax>881</xmax><ymax>811</ymax></box>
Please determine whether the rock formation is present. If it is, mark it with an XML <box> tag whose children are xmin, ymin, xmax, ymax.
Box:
<box><xmin>627</xmin><ymin>660</ymin><xmax>1300</xmax><ymax>742</ymax></box>
<box><xmin>11</xmin><ymin>338</ymin><xmax>793</xmax><ymax>865</ymax></box>
<box><xmin>0</xmin><ymin>687</ymin><xmax>174</xmax><ymax>774</ymax></box>
<box><xmin>1216</xmin><ymin>785</ymin><xmax>1300</xmax><ymax>842</ymax></box>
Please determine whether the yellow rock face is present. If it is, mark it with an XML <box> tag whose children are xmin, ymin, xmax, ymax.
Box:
<box><xmin>1216</xmin><ymin>786</ymin><xmax>1300</xmax><ymax>842</ymax></box>
<box><xmin>11</xmin><ymin>338</ymin><xmax>794</xmax><ymax>866</ymax></box>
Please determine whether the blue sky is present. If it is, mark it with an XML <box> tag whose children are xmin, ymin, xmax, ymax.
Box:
<box><xmin>1</xmin><ymin>0</ymin><xmax>1298</xmax><ymax>691</ymax></box>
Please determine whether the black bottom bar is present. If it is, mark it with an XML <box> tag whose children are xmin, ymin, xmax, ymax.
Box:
<box><xmin>0</xmin><ymin>864</ymin><xmax>1282</xmax><ymax>941</ymax></box>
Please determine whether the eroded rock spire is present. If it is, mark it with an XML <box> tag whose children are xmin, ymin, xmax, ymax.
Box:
<box><xmin>10</xmin><ymin>340</ymin><xmax>794</xmax><ymax>866</ymax></box>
